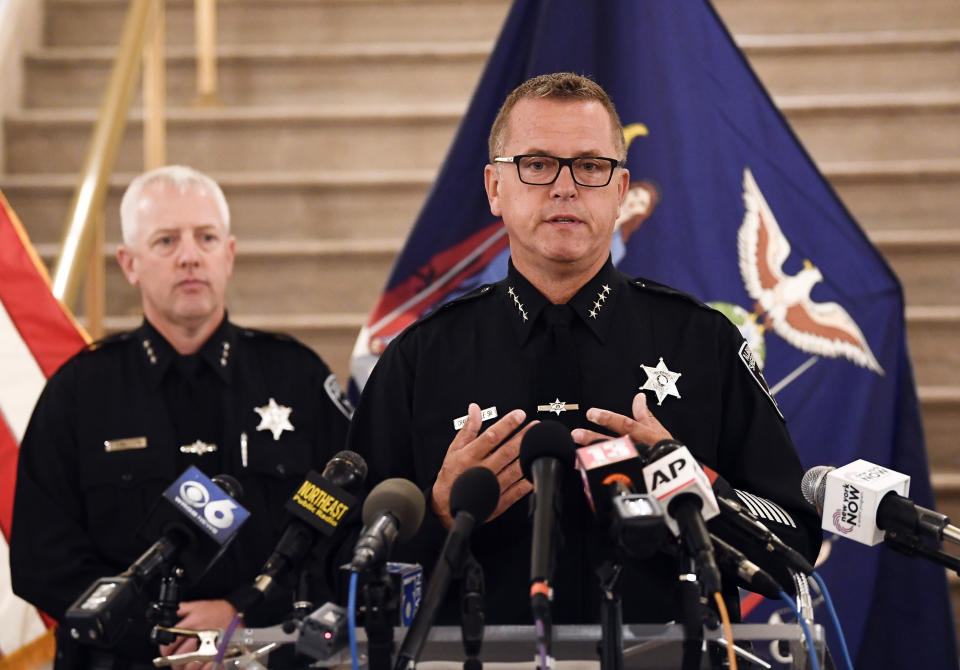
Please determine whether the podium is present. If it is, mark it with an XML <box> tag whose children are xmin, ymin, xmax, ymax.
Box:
<box><xmin>306</xmin><ymin>623</ymin><xmax>826</xmax><ymax>669</ymax></box>
<box><xmin>155</xmin><ymin>621</ymin><xmax>826</xmax><ymax>668</ymax></box>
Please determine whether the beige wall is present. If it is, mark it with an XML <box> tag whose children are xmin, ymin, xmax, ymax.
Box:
<box><xmin>0</xmin><ymin>0</ymin><xmax>43</xmax><ymax>173</ymax></box>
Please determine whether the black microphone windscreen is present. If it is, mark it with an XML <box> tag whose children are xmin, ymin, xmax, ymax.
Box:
<box><xmin>212</xmin><ymin>473</ymin><xmax>244</xmax><ymax>500</ymax></box>
<box><xmin>322</xmin><ymin>450</ymin><xmax>368</xmax><ymax>490</ymax></box>
<box><xmin>361</xmin><ymin>478</ymin><xmax>426</xmax><ymax>541</ymax></box>
<box><xmin>801</xmin><ymin>465</ymin><xmax>834</xmax><ymax>508</ymax></box>
<box><xmin>449</xmin><ymin>466</ymin><xmax>500</xmax><ymax>521</ymax></box>
<box><xmin>519</xmin><ymin>420</ymin><xmax>576</xmax><ymax>480</ymax></box>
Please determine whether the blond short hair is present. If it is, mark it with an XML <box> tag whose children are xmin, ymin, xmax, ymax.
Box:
<box><xmin>488</xmin><ymin>72</ymin><xmax>626</xmax><ymax>163</ymax></box>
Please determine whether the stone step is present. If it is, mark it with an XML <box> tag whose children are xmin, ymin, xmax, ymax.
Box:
<box><xmin>6</xmin><ymin>94</ymin><xmax>960</xmax><ymax>174</ymax></box>
<box><xmin>44</xmin><ymin>0</ymin><xmax>511</xmax><ymax>48</ymax></box>
<box><xmin>3</xmin><ymin>160</ymin><xmax>957</xmax><ymax>247</ymax></box>
<box><xmin>44</xmin><ymin>0</ymin><xmax>960</xmax><ymax>50</ymax></box>
<box><xmin>3</xmin><ymin>104</ymin><xmax>462</xmax><ymax>174</ymax></box>
<box><xmin>0</xmin><ymin>170</ymin><xmax>432</xmax><ymax>243</ymax></box>
<box><xmin>870</xmin><ymin>230</ymin><xmax>960</xmax><ymax>307</ymax></box>
<box><xmin>23</xmin><ymin>31</ymin><xmax>960</xmax><ymax>110</ymax></box>
<box><xmin>713</xmin><ymin>0</ymin><xmax>960</xmax><ymax>33</ymax></box>
<box><xmin>23</xmin><ymin>42</ymin><xmax>491</xmax><ymax>108</ymax></box>
<box><xmin>740</xmin><ymin>30</ymin><xmax>960</xmax><ymax>96</ymax></box>
<box><xmin>40</xmin><ymin>237</ymin><xmax>960</xmax><ymax>383</ymax></box>
<box><xmin>923</xmin><ymin>387</ymin><xmax>960</xmax><ymax>472</ymax></box>
<box><xmin>828</xmin><ymin>159</ymin><xmax>960</xmax><ymax>231</ymax></box>
<box><xmin>781</xmin><ymin>91</ymin><xmax>960</xmax><ymax>163</ymax></box>
<box><xmin>906</xmin><ymin>307</ymin><xmax>960</xmax><ymax>387</ymax></box>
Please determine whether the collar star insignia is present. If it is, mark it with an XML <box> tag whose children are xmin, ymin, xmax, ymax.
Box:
<box><xmin>602</xmin><ymin>284</ymin><xmax>611</xmax><ymax>295</ymax></box>
<box><xmin>254</xmin><ymin>397</ymin><xmax>295</xmax><ymax>441</ymax></box>
<box><xmin>508</xmin><ymin>285</ymin><xmax>529</xmax><ymax>322</ymax></box>
<box><xmin>597</xmin><ymin>292</ymin><xmax>607</xmax><ymax>302</ymax></box>
<box><xmin>588</xmin><ymin>308</ymin><xmax>598</xmax><ymax>319</ymax></box>
<box><xmin>640</xmin><ymin>357</ymin><xmax>682</xmax><ymax>406</ymax></box>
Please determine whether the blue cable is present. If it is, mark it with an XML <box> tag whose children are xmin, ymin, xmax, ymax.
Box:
<box><xmin>349</xmin><ymin>570</ymin><xmax>360</xmax><ymax>670</ymax></box>
<box><xmin>813</xmin><ymin>571</ymin><xmax>855</xmax><ymax>670</ymax></box>
<box><xmin>778</xmin><ymin>590</ymin><xmax>822</xmax><ymax>670</ymax></box>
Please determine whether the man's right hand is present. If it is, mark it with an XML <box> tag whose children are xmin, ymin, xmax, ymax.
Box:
<box><xmin>430</xmin><ymin>403</ymin><xmax>535</xmax><ymax>528</ymax></box>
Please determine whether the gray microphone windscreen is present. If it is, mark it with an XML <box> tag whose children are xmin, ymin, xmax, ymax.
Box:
<box><xmin>362</xmin><ymin>478</ymin><xmax>426</xmax><ymax>541</ymax></box>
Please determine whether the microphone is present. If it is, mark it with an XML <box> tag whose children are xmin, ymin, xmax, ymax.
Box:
<box><xmin>578</xmin><ymin>434</ymin><xmax>811</xmax><ymax>577</ymax></box>
<box><xmin>715</xmin><ymin>496</ymin><xmax>815</xmax><ymax>575</ymax></box>
<box><xmin>641</xmin><ymin>440</ymin><xmax>721</xmax><ymax>593</ymax></box>
<box><xmin>350</xmin><ymin>478</ymin><xmax>426</xmax><ymax>572</ymax></box>
<box><xmin>239</xmin><ymin>450</ymin><xmax>368</xmax><ymax>613</ymax></box>
<box><xmin>519</xmin><ymin>421</ymin><xmax>575</xmax><ymax>669</ymax></box>
<box><xmin>709</xmin><ymin>533</ymin><xmax>782</xmax><ymax>599</ymax></box>
<box><xmin>802</xmin><ymin>459</ymin><xmax>960</xmax><ymax>547</ymax></box>
<box><xmin>64</xmin><ymin>468</ymin><xmax>249</xmax><ymax>645</ymax></box>
<box><xmin>394</xmin><ymin>466</ymin><xmax>500</xmax><ymax>670</ymax></box>
<box><xmin>575</xmin><ymin>436</ymin><xmax>668</xmax><ymax>558</ymax></box>
<box><xmin>519</xmin><ymin>421</ymin><xmax>576</xmax><ymax>589</ymax></box>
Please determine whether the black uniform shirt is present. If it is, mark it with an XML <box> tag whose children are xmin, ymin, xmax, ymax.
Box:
<box><xmin>347</xmin><ymin>258</ymin><xmax>820</xmax><ymax>625</ymax></box>
<box><xmin>10</xmin><ymin>317</ymin><xmax>352</xmax><ymax>663</ymax></box>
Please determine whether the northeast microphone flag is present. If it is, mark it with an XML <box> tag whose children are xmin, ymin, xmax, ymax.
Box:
<box><xmin>350</xmin><ymin>1</ymin><xmax>955</xmax><ymax>667</ymax></box>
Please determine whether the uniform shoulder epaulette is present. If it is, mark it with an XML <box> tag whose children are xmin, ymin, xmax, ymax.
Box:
<box><xmin>629</xmin><ymin>276</ymin><xmax>715</xmax><ymax>313</ymax></box>
<box><xmin>81</xmin><ymin>330</ymin><xmax>133</xmax><ymax>354</ymax></box>
<box><xmin>239</xmin><ymin>326</ymin><xmax>295</xmax><ymax>343</ymax></box>
<box><xmin>413</xmin><ymin>284</ymin><xmax>495</xmax><ymax>326</ymax></box>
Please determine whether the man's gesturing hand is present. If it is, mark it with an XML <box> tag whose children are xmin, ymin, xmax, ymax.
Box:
<box><xmin>430</xmin><ymin>403</ymin><xmax>535</xmax><ymax>528</ymax></box>
<box><xmin>571</xmin><ymin>392</ymin><xmax>673</xmax><ymax>447</ymax></box>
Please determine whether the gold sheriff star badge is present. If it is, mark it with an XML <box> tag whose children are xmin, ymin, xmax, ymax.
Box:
<box><xmin>254</xmin><ymin>397</ymin><xmax>295</xmax><ymax>441</ymax></box>
<box><xmin>640</xmin><ymin>357</ymin><xmax>682</xmax><ymax>406</ymax></box>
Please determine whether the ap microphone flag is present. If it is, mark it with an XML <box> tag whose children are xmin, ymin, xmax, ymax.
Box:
<box><xmin>350</xmin><ymin>1</ymin><xmax>956</xmax><ymax>666</ymax></box>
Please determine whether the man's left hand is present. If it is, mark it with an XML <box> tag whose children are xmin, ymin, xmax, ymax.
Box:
<box><xmin>571</xmin><ymin>392</ymin><xmax>673</xmax><ymax>447</ymax></box>
<box><xmin>157</xmin><ymin>599</ymin><xmax>238</xmax><ymax>670</ymax></box>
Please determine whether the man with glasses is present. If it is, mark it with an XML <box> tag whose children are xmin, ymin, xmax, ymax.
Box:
<box><xmin>348</xmin><ymin>73</ymin><xmax>819</xmax><ymax>624</ymax></box>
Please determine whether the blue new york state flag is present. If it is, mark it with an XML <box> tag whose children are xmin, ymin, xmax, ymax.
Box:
<box><xmin>351</xmin><ymin>1</ymin><xmax>956</xmax><ymax>666</ymax></box>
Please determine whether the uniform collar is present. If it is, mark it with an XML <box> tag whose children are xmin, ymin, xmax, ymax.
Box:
<box><xmin>138</xmin><ymin>316</ymin><xmax>237</xmax><ymax>388</ymax></box>
<box><xmin>502</xmin><ymin>257</ymin><xmax>621</xmax><ymax>345</ymax></box>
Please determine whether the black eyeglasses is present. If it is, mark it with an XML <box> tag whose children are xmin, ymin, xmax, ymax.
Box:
<box><xmin>493</xmin><ymin>154</ymin><xmax>620</xmax><ymax>187</ymax></box>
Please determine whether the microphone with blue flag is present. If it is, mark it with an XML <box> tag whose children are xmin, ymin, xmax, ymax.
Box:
<box><xmin>351</xmin><ymin>1</ymin><xmax>957</xmax><ymax>666</ymax></box>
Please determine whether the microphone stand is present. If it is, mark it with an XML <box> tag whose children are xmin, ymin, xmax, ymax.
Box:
<box><xmin>282</xmin><ymin>567</ymin><xmax>314</xmax><ymax>633</ymax></box>
<box><xmin>885</xmin><ymin>529</ymin><xmax>960</xmax><ymax>576</ymax></box>
<box><xmin>148</xmin><ymin>564</ymin><xmax>185</xmax><ymax>645</ymax></box>
<box><xmin>460</xmin><ymin>553</ymin><xmax>485</xmax><ymax>670</ymax></box>
<box><xmin>677</xmin><ymin>556</ymin><xmax>703</xmax><ymax>670</ymax></box>
<box><xmin>360</xmin><ymin>566</ymin><xmax>399</xmax><ymax>670</ymax></box>
<box><xmin>595</xmin><ymin>561</ymin><xmax>623</xmax><ymax>670</ymax></box>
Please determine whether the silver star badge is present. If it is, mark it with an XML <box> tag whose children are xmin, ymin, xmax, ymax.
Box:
<box><xmin>640</xmin><ymin>357</ymin><xmax>682</xmax><ymax>406</ymax></box>
<box><xmin>179</xmin><ymin>439</ymin><xmax>217</xmax><ymax>456</ymax></box>
<box><xmin>536</xmin><ymin>398</ymin><xmax>580</xmax><ymax>415</ymax></box>
<box><xmin>254</xmin><ymin>397</ymin><xmax>295</xmax><ymax>441</ymax></box>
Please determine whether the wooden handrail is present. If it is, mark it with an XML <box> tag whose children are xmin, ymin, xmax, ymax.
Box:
<box><xmin>51</xmin><ymin>0</ymin><xmax>155</xmax><ymax>310</ymax></box>
<box><xmin>194</xmin><ymin>0</ymin><xmax>220</xmax><ymax>106</ymax></box>
<box><xmin>51</xmin><ymin>0</ymin><xmax>218</xmax><ymax>324</ymax></box>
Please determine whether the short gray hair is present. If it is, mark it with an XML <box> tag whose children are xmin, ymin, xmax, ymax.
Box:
<box><xmin>119</xmin><ymin>165</ymin><xmax>230</xmax><ymax>245</ymax></box>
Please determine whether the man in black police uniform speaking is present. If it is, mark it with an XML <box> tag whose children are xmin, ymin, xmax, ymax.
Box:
<box><xmin>10</xmin><ymin>165</ymin><xmax>352</xmax><ymax>668</ymax></box>
<box><xmin>347</xmin><ymin>73</ymin><xmax>821</xmax><ymax>624</ymax></box>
